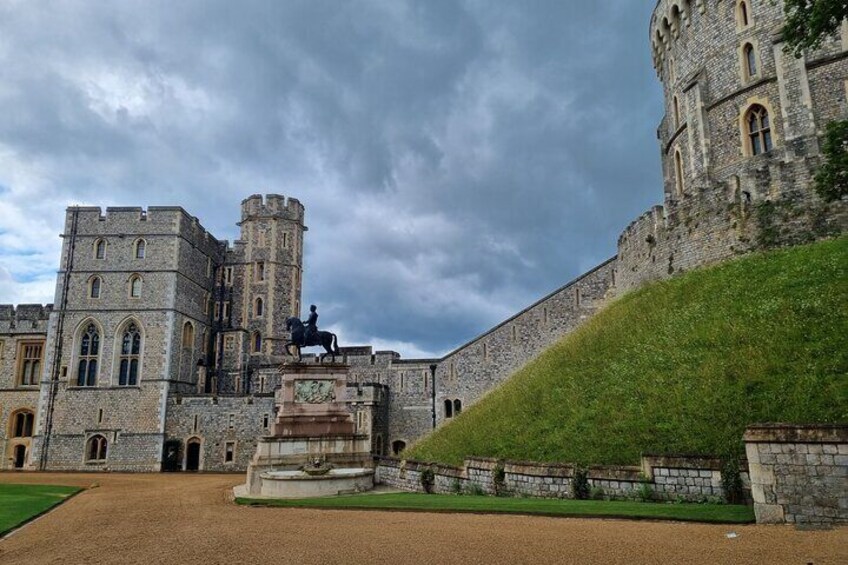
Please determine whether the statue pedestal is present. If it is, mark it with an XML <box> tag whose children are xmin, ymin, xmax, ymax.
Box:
<box><xmin>241</xmin><ymin>364</ymin><xmax>374</xmax><ymax>498</ymax></box>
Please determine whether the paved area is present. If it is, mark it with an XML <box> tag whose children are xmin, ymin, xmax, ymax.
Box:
<box><xmin>0</xmin><ymin>472</ymin><xmax>845</xmax><ymax>564</ymax></box>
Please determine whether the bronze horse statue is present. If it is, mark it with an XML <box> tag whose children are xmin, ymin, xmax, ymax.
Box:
<box><xmin>284</xmin><ymin>317</ymin><xmax>340</xmax><ymax>362</ymax></box>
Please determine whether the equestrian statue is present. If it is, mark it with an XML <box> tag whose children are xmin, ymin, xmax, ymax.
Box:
<box><xmin>284</xmin><ymin>305</ymin><xmax>340</xmax><ymax>362</ymax></box>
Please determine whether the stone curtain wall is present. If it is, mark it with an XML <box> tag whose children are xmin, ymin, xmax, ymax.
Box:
<box><xmin>375</xmin><ymin>454</ymin><xmax>734</xmax><ymax>502</ymax></box>
<box><xmin>744</xmin><ymin>424</ymin><xmax>848</xmax><ymax>525</ymax></box>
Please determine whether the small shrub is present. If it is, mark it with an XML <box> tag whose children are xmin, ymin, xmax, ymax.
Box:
<box><xmin>814</xmin><ymin>119</ymin><xmax>848</xmax><ymax>202</ymax></box>
<box><xmin>450</xmin><ymin>477</ymin><xmax>463</xmax><ymax>495</ymax></box>
<box><xmin>721</xmin><ymin>459</ymin><xmax>744</xmax><ymax>504</ymax></box>
<box><xmin>589</xmin><ymin>486</ymin><xmax>605</xmax><ymax>500</ymax></box>
<box><xmin>469</xmin><ymin>482</ymin><xmax>485</xmax><ymax>496</ymax></box>
<box><xmin>572</xmin><ymin>467</ymin><xmax>590</xmax><ymax>500</ymax></box>
<box><xmin>420</xmin><ymin>467</ymin><xmax>435</xmax><ymax>494</ymax></box>
<box><xmin>492</xmin><ymin>462</ymin><xmax>506</xmax><ymax>496</ymax></box>
<box><xmin>637</xmin><ymin>473</ymin><xmax>653</xmax><ymax>502</ymax></box>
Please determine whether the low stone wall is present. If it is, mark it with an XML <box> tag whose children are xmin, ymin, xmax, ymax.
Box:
<box><xmin>376</xmin><ymin>454</ymin><xmax>737</xmax><ymax>502</ymax></box>
<box><xmin>744</xmin><ymin>424</ymin><xmax>848</xmax><ymax>525</ymax></box>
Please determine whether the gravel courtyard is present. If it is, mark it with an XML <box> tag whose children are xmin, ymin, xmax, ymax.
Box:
<box><xmin>0</xmin><ymin>473</ymin><xmax>845</xmax><ymax>565</ymax></box>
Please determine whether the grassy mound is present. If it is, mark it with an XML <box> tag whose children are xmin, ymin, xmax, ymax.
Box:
<box><xmin>407</xmin><ymin>238</ymin><xmax>848</xmax><ymax>466</ymax></box>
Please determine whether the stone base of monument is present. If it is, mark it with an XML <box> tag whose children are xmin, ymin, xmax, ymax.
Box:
<box><xmin>239</xmin><ymin>363</ymin><xmax>375</xmax><ymax>499</ymax></box>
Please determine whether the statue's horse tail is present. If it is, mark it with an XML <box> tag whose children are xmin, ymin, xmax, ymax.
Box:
<box><xmin>332</xmin><ymin>332</ymin><xmax>340</xmax><ymax>354</ymax></box>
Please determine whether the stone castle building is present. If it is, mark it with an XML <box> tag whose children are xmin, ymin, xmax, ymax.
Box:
<box><xmin>1</xmin><ymin>0</ymin><xmax>845</xmax><ymax>472</ymax></box>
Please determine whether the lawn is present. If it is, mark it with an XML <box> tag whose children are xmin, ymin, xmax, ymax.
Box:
<box><xmin>236</xmin><ymin>492</ymin><xmax>755</xmax><ymax>523</ymax></box>
<box><xmin>0</xmin><ymin>484</ymin><xmax>83</xmax><ymax>536</ymax></box>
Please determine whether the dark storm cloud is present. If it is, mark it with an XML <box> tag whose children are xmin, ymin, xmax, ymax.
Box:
<box><xmin>0</xmin><ymin>0</ymin><xmax>662</xmax><ymax>357</ymax></box>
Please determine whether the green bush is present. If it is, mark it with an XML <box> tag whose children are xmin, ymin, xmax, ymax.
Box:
<box><xmin>419</xmin><ymin>467</ymin><xmax>435</xmax><ymax>494</ymax></box>
<box><xmin>572</xmin><ymin>467</ymin><xmax>590</xmax><ymax>500</ymax></box>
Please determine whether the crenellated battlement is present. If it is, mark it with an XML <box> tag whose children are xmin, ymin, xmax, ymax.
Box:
<box><xmin>240</xmin><ymin>193</ymin><xmax>304</xmax><ymax>223</ymax></box>
<box><xmin>0</xmin><ymin>303</ymin><xmax>52</xmax><ymax>333</ymax></box>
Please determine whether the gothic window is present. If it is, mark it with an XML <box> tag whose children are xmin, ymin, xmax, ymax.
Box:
<box><xmin>86</xmin><ymin>434</ymin><xmax>108</xmax><ymax>462</ymax></box>
<box><xmin>129</xmin><ymin>275</ymin><xmax>142</xmax><ymax>299</ymax></box>
<box><xmin>737</xmin><ymin>0</ymin><xmax>751</xmax><ymax>28</ymax></box>
<box><xmin>444</xmin><ymin>399</ymin><xmax>453</xmax><ymax>419</ymax></box>
<box><xmin>94</xmin><ymin>239</ymin><xmax>106</xmax><ymax>260</ymax></box>
<box><xmin>89</xmin><ymin>276</ymin><xmax>101</xmax><ymax>299</ymax></box>
<box><xmin>134</xmin><ymin>239</ymin><xmax>146</xmax><ymax>259</ymax></box>
<box><xmin>673</xmin><ymin>96</ymin><xmax>681</xmax><ymax>128</ymax></box>
<box><xmin>118</xmin><ymin>322</ymin><xmax>141</xmax><ymax>386</ymax></box>
<box><xmin>182</xmin><ymin>322</ymin><xmax>194</xmax><ymax>349</ymax></box>
<box><xmin>77</xmin><ymin>323</ymin><xmax>100</xmax><ymax>387</ymax></box>
<box><xmin>454</xmin><ymin>399</ymin><xmax>462</xmax><ymax>415</ymax></box>
<box><xmin>675</xmin><ymin>150</ymin><xmax>686</xmax><ymax>196</ymax></box>
<box><xmin>12</xmin><ymin>411</ymin><xmax>34</xmax><ymax>437</ymax></box>
<box><xmin>17</xmin><ymin>342</ymin><xmax>43</xmax><ymax>386</ymax></box>
<box><xmin>743</xmin><ymin>43</ymin><xmax>757</xmax><ymax>79</ymax></box>
<box><xmin>254</xmin><ymin>297</ymin><xmax>264</xmax><ymax>317</ymax></box>
<box><xmin>746</xmin><ymin>105</ymin><xmax>773</xmax><ymax>155</ymax></box>
<box><xmin>252</xmin><ymin>332</ymin><xmax>262</xmax><ymax>353</ymax></box>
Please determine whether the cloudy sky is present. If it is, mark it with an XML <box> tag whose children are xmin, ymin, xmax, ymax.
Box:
<box><xmin>0</xmin><ymin>0</ymin><xmax>663</xmax><ymax>358</ymax></box>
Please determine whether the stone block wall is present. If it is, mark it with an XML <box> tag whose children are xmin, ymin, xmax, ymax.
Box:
<box><xmin>375</xmin><ymin>453</ymin><xmax>735</xmax><ymax>502</ymax></box>
<box><xmin>744</xmin><ymin>424</ymin><xmax>848</xmax><ymax>524</ymax></box>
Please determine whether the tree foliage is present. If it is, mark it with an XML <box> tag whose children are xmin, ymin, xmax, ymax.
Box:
<box><xmin>781</xmin><ymin>0</ymin><xmax>848</xmax><ymax>57</ymax></box>
<box><xmin>814</xmin><ymin>119</ymin><xmax>848</xmax><ymax>202</ymax></box>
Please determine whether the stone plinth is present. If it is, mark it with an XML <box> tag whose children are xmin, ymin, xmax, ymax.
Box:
<box><xmin>241</xmin><ymin>363</ymin><xmax>374</xmax><ymax>498</ymax></box>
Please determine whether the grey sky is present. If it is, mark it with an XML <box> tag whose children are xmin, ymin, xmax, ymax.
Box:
<box><xmin>0</xmin><ymin>1</ymin><xmax>663</xmax><ymax>357</ymax></box>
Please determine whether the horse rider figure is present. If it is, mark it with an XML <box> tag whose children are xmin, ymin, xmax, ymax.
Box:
<box><xmin>303</xmin><ymin>304</ymin><xmax>318</xmax><ymax>346</ymax></box>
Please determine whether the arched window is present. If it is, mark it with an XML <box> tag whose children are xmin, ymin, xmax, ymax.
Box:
<box><xmin>11</xmin><ymin>411</ymin><xmax>34</xmax><ymax>437</ymax></box>
<box><xmin>94</xmin><ymin>239</ymin><xmax>106</xmax><ymax>260</ymax></box>
<box><xmin>77</xmin><ymin>323</ymin><xmax>100</xmax><ymax>387</ymax></box>
<box><xmin>673</xmin><ymin>96</ymin><xmax>681</xmax><ymax>128</ymax></box>
<box><xmin>454</xmin><ymin>399</ymin><xmax>462</xmax><ymax>415</ymax></box>
<box><xmin>182</xmin><ymin>322</ymin><xmax>194</xmax><ymax>349</ymax></box>
<box><xmin>118</xmin><ymin>322</ymin><xmax>141</xmax><ymax>386</ymax></box>
<box><xmin>746</xmin><ymin>105</ymin><xmax>773</xmax><ymax>155</ymax></box>
<box><xmin>444</xmin><ymin>399</ymin><xmax>453</xmax><ymax>419</ymax></box>
<box><xmin>89</xmin><ymin>277</ymin><xmax>101</xmax><ymax>299</ymax></box>
<box><xmin>743</xmin><ymin>43</ymin><xmax>757</xmax><ymax>79</ymax></box>
<box><xmin>392</xmin><ymin>440</ymin><xmax>407</xmax><ymax>456</ymax></box>
<box><xmin>254</xmin><ymin>297</ymin><xmax>264</xmax><ymax>317</ymax></box>
<box><xmin>134</xmin><ymin>239</ymin><xmax>146</xmax><ymax>259</ymax></box>
<box><xmin>129</xmin><ymin>275</ymin><xmax>142</xmax><ymax>298</ymax></box>
<box><xmin>252</xmin><ymin>332</ymin><xmax>262</xmax><ymax>353</ymax></box>
<box><xmin>674</xmin><ymin>150</ymin><xmax>685</xmax><ymax>196</ymax></box>
<box><xmin>86</xmin><ymin>434</ymin><xmax>108</xmax><ymax>462</ymax></box>
<box><xmin>737</xmin><ymin>0</ymin><xmax>750</xmax><ymax>28</ymax></box>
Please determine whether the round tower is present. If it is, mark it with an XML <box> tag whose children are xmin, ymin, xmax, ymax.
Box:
<box><xmin>649</xmin><ymin>0</ymin><xmax>847</xmax><ymax>206</ymax></box>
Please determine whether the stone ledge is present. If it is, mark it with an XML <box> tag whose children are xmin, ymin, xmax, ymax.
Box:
<box><xmin>744</xmin><ymin>424</ymin><xmax>848</xmax><ymax>444</ymax></box>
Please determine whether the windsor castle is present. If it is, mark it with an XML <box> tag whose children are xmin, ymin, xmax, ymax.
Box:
<box><xmin>2</xmin><ymin>0</ymin><xmax>846</xmax><ymax>472</ymax></box>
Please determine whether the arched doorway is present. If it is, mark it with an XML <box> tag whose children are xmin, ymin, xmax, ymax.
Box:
<box><xmin>13</xmin><ymin>444</ymin><xmax>26</xmax><ymax>469</ymax></box>
<box><xmin>391</xmin><ymin>440</ymin><xmax>406</xmax><ymax>456</ymax></box>
<box><xmin>186</xmin><ymin>438</ymin><xmax>201</xmax><ymax>471</ymax></box>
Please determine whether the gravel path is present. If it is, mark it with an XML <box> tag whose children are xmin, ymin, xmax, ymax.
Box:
<box><xmin>0</xmin><ymin>473</ymin><xmax>845</xmax><ymax>564</ymax></box>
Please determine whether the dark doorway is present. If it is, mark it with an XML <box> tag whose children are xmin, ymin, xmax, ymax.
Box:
<box><xmin>186</xmin><ymin>439</ymin><xmax>201</xmax><ymax>471</ymax></box>
<box><xmin>162</xmin><ymin>440</ymin><xmax>182</xmax><ymax>472</ymax></box>
<box><xmin>13</xmin><ymin>444</ymin><xmax>26</xmax><ymax>469</ymax></box>
<box><xmin>391</xmin><ymin>440</ymin><xmax>406</xmax><ymax>456</ymax></box>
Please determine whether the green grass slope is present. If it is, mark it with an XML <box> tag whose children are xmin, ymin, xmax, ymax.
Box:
<box><xmin>407</xmin><ymin>238</ymin><xmax>848</xmax><ymax>467</ymax></box>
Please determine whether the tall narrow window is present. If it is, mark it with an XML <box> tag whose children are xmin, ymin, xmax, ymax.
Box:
<box><xmin>94</xmin><ymin>239</ymin><xmax>106</xmax><ymax>259</ymax></box>
<box><xmin>252</xmin><ymin>332</ymin><xmax>262</xmax><ymax>353</ymax></box>
<box><xmin>224</xmin><ymin>441</ymin><xmax>235</xmax><ymax>463</ymax></box>
<box><xmin>743</xmin><ymin>43</ymin><xmax>757</xmax><ymax>79</ymax></box>
<box><xmin>256</xmin><ymin>262</ymin><xmax>265</xmax><ymax>281</ymax></box>
<box><xmin>118</xmin><ymin>322</ymin><xmax>141</xmax><ymax>386</ymax></box>
<box><xmin>86</xmin><ymin>435</ymin><xmax>108</xmax><ymax>462</ymax></box>
<box><xmin>12</xmin><ymin>411</ymin><xmax>34</xmax><ymax>437</ymax></box>
<box><xmin>224</xmin><ymin>267</ymin><xmax>233</xmax><ymax>286</ymax></box>
<box><xmin>444</xmin><ymin>399</ymin><xmax>453</xmax><ymax>419</ymax></box>
<box><xmin>89</xmin><ymin>277</ymin><xmax>101</xmax><ymax>299</ymax></box>
<box><xmin>737</xmin><ymin>1</ymin><xmax>750</xmax><ymax>28</ymax></box>
<box><xmin>254</xmin><ymin>297</ymin><xmax>264</xmax><ymax>317</ymax></box>
<box><xmin>746</xmin><ymin>105</ymin><xmax>773</xmax><ymax>155</ymax></box>
<box><xmin>454</xmin><ymin>399</ymin><xmax>462</xmax><ymax>415</ymax></box>
<box><xmin>18</xmin><ymin>342</ymin><xmax>43</xmax><ymax>386</ymax></box>
<box><xmin>673</xmin><ymin>96</ymin><xmax>681</xmax><ymax>128</ymax></box>
<box><xmin>77</xmin><ymin>323</ymin><xmax>100</xmax><ymax>386</ymax></box>
<box><xmin>129</xmin><ymin>275</ymin><xmax>142</xmax><ymax>298</ymax></box>
<box><xmin>182</xmin><ymin>322</ymin><xmax>194</xmax><ymax>349</ymax></box>
<box><xmin>675</xmin><ymin>150</ymin><xmax>685</xmax><ymax>196</ymax></box>
<box><xmin>134</xmin><ymin>239</ymin><xmax>146</xmax><ymax>259</ymax></box>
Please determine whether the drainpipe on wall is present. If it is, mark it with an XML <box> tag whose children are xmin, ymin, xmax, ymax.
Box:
<box><xmin>429</xmin><ymin>364</ymin><xmax>437</xmax><ymax>430</ymax></box>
